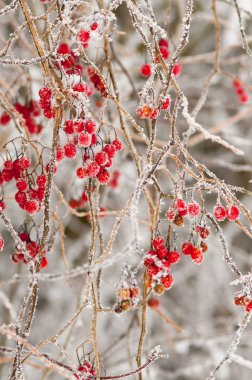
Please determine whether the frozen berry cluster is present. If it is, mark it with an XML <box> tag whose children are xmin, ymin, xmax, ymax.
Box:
<box><xmin>144</xmin><ymin>236</ymin><xmax>179</xmax><ymax>295</ymax></box>
<box><xmin>12</xmin><ymin>229</ymin><xmax>48</xmax><ymax>269</ymax></box>
<box><xmin>0</xmin><ymin>101</ymin><xmax>42</xmax><ymax>134</ymax></box>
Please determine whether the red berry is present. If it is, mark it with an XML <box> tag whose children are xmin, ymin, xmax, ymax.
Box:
<box><xmin>161</xmin><ymin>274</ymin><xmax>173</xmax><ymax>289</ymax></box>
<box><xmin>167</xmin><ymin>250</ymin><xmax>180</xmax><ymax>265</ymax></box>
<box><xmin>152</xmin><ymin>236</ymin><xmax>164</xmax><ymax>250</ymax></box>
<box><xmin>78</xmin><ymin>30</ymin><xmax>90</xmax><ymax>45</ymax></box>
<box><xmin>24</xmin><ymin>200</ymin><xmax>39</xmax><ymax>215</ymax></box>
<box><xmin>157</xmin><ymin>246</ymin><xmax>168</xmax><ymax>260</ymax></box>
<box><xmin>85</xmin><ymin>120</ymin><xmax>97</xmax><ymax>134</ymax></box>
<box><xmin>87</xmin><ymin>162</ymin><xmax>100</xmax><ymax>178</ymax></box>
<box><xmin>246</xmin><ymin>301</ymin><xmax>252</xmax><ymax>313</ymax></box>
<box><xmin>104</xmin><ymin>144</ymin><xmax>116</xmax><ymax>158</ymax></box>
<box><xmin>76</xmin><ymin>167</ymin><xmax>88</xmax><ymax>179</ymax></box>
<box><xmin>182</xmin><ymin>242</ymin><xmax>194</xmax><ymax>256</ymax></box>
<box><xmin>97</xmin><ymin>170</ymin><xmax>110</xmax><ymax>184</ymax></box>
<box><xmin>159</xmin><ymin>38</ymin><xmax>168</xmax><ymax>48</ymax></box>
<box><xmin>146</xmin><ymin>264</ymin><xmax>159</xmax><ymax>277</ymax></box>
<box><xmin>173</xmin><ymin>62</ymin><xmax>182</xmax><ymax>76</ymax></box>
<box><xmin>41</xmin><ymin>256</ymin><xmax>48</xmax><ymax>269</ymax></box>
<box><xmin>39</xmin><ymin>87</ymin><xmax>52</xmax><ymax>99</ymax></box>
<box><xmin>188</xmin><ymin>201</ymin><xmax>200</xmax><ymax>217</ymax></box>
<box><xmin>37</xmin><ymin>175</ymin><xmax>47</xmax><ymax>188</ymax></box>
<box><xmin>0</xmin><ymin>113</ymin><xmax>11</xmax><ymax>125</ymax></box>
<box><xmin>4</xmin><ymin>160</ymin><xmax>13</xmax><ymax>170</ymax></box>
<box><xmin>160</xmin><ymin>47</ymin><xmax>169</xmax><ymax>59</ymax></box>
<box><xmin>161</xmin><ymin>97</ymin><xmax>170</xmax><ymax>110</ymax></box>
<box><xmin>191</xmin><ymin>247</ymin><xmax>204</xmax><ymax>265</ymax></box>
<box><xmin>78</xmin><ymin>132</ymin><xmax>92</xmax><ymax>147</ymax></box>
<box><xmin>95</xmin><ymin>151</ymin><xmax>108</xmax><ymax>166</ymax></box>
<box><xmin>16</xmin><ymin>179</ymin><xmax>28</xmax><ymax>192</ymax></box>
<box><xmin>141</xmin><ymin>64</ymin><xmax>151</xmax><ymax>77</ymax></box>
<box><xmin>19</xmin><ymin>157</ymin><xmax>31</xmax><ymax>169</ymax></box>
<box><xmin>174</xmin><ymin>198</ymin><xmax>187</xmax><ymax>216</ymax></box>
<box><xmin>64</xmin><ymin>120</ymin><xmax>74</xmax><ymax>134</ymax></box>
<box><xmin>226</xmin><ymin>205</ymin><xmax>240</xmax><ymax>221</ymax></box>
<box><xmin>57</xmin><ymin>43</ymin><xmax>70</xmax><ymax>55</ymax></box>
<box><xmin>239</xmin><ymin>92</ymin><xmax>248</xmax><ymax>104</ymax></box>
<box><xmin>73</xmin><ymin>83</ymin><xmax>87</xmax><ymax>93</ymax></box>
<box><xmin>213</xmin><ymin>205</ymin><xmax>226</xmax><ymax>221</ymax></box>
<box><xmin>166</xmin><ymin>208</ymin><xmax>176</xmax><ymax>221</ymax></box>
<box><xmin>90</xmin><ymin>22</ymin><xmax>98</xmax><ymax>31</ymax></box>
<box><xmin>112</xmin><ymin>139</ymin><xmax>122</xmax><ymax>151</ymax></box>
<box><xmin>56</xmin><ymin>147</ymin><xmax>65</xmax><ymax>161</ymax></box>
<box><xmin>64</xmin><ymin>143</ymin><xmax>77</xmax><ymax>158</ymax></box>
<box><xmin>15</xmin><ymin>191</ymin><xmax>27</xmax><ymax>206</ymax></box>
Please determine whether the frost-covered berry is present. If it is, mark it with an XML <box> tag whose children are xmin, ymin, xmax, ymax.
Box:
<box><xmin>161</xmin><ymin>274</ymin><xmax>174</xmax><ymax>289</ymax></box>
<box><xmin>97</xmin><ymin>170</ymin><xmax>110</xmax><ymax>184</ymax></box>
<box><xmin>191</xmin><ymin>247</ymin><xmax>203</xmax><ymax>264</ymax></box>
<box><xmin>56</xmin><ymin>147</ymin><xmax>65</xmax><ymax>161</ymax></box>
<box><xmin>37</xmin><ymin>175</ymin><xmax>47</xmax><ymax>188</ymax></box>
<box><xmin>213</xmin><ymin>204</ymin><xmax>226</xmax><ymax>221</ymax></box>
<box><xmin>167</xmin><ymin>250</ymin><xmax>180</xmax><ymax>265</ymax></box>
<box><xmin>19</xmin><ymin>157</ymin><xmax>31</xmax><ymax>169</ymax></box>
<box><xmin>226</xmin><ymin>205</ymin><xmax>240</xmax><ymax>221</ymax></box>
<box><xmin>95</xmin><ymin>151</ymin><xmax>108</xmax><ymax>166</ymax></box>
<box><xmin>16</xmin><ymin>179</ymin><xmax>28</xmax><ymax>192</ymax></box>
<box><xmin>152</xmin><ymin>236</ymin><xmax>164</xmax><ymax>250</ymax></box>
<box><xmin>76</xmin><ymin>167</ymin><xmax>88</xmax><ymax>179</ymax></box>
<box><xmin>64</xmin><ymin>143</ymin><xmax>77</xmax><ymax>158</ymax></box>
<box><xmin>141</xmin><ymin>64</ymin><xmax>151</xmax><ymax>77</ymax></box>
<box><xmin>78</xmin><ymin>132</ymin><xmax>92</xmax><ymax>147</ymax></box>
<box><xmin>112</xmin><ymin>139</ymin><xmax>122</xmax><ymax>151</ymax></box>
<box><xmin>182</xmin><ymin>242</ymin><xmax>194</xmax><ymax>255</ymax></box>
<box><xmin>166</xmin><ymin>208</ymin><xmax>176</xmax><ymax>221</ymax></box>
<box><xmin>85</xmin><ymin>120</ymin><xmax>97</xmax><ymax>134</ymax></box>
<box><xmin>24</xmin><ymin>200</ymin><xmax>39</xmax><ymax>215</ymax></box>
<box><xmin>188</xmin><ymin>201</ymin><xmax>200</xmax><ymax>217</ymax></box>
<box><xmin>104</xmin><ymin>144</ymin><xmax>116</xmax><ymax>158</ymax></box>
<box><xmin>174</xmin><ymin>198</ymin><xmax>187</xmax><ymax>216</ymax></box>
<box><xmin>73</xmin><ymin>83</ymin><xmax>86</xmax><ymax>93</ymax></box>
<box><xmin>87</xmin><ymin>162</ymin><xmax>100</xmax><ymax>178</ymax></box>
<box><xmin>157</xmin><ymin>246</ymin><xmax>168</xmax><ymax>260</ymax></box>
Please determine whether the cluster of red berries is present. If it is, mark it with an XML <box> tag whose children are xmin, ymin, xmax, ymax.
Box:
<box><xmin>0</xmin><ymin>101</ymin><xmax>42</xmax><ymax>134</ymax></box>
<box><xmin>87</xmin><ymin>67</ymin><xmax>107</xmax><ymax>97</ymax></box>
<box><xmin>39</xmin><ymin>87</ymin><xmax>55</xmax><ymax>120</ymax></box>
<box><xmin>181</xmin><ymin>240</ymin><xmax>207</xmax><ymax>265</ymax></box>
<box><xmin>69</xmin><ymin>190</ymin><xmax>88</xmax><ymax>210</ymax></box>
<box><xmin>78</xmin><ymin>22</ymin><xmax>98</xmax><ymax>49</ymax></box>
<box><xmin>74</xmin><ymin>360</ymin><xmax>95</xmax><ymax>380</ymax></box>
<box><xmin>74</xmin><ymin>130</ymin><xmax>122</xmax><ymax>185</ymax></box>
<box><xmin>144</xmin><ymin>236</ymin><xmax>179</xmax><ymax>295</ymax></box>
<box><xmin>0</xmin><ymin>155</ymin><xmax>47</xmax><ymax>215</ymax></box>
<box><xmin>232</xmin><ymin>79</ymin><xmax>249</xmax><ymax>104</ymax></box>
<box><xmin>55</xmin><ymin>43</ymin><xmax>83</xmax><ymax>75</ymax></box>
<box><xmin>115</xmin><ymin>286</ymin><xmax>140</xmax><ymax>312</ymax></box>
<box><xmin>12</xmin><ymin>231</ymin><xmax>48</xmax><ymax>269</ymax></box>
<box><xmin>166</xmin><ymin>198</ymin><xmax>201</xmax><ymax>226</ymax></box>
<box><xmin>213</xmin><ymin>204</ymin><xmax>240</xmax><ymax>221</ymax></box>
<box><xmin>234</xmin><ymin>293</ymin><xmax>252</xmax><ymax>313</ymax></box>
<box><xmin>156</xmin><ymin>38</ymin><xmax>170</xmax><ymax>62</ymax></box>
<box><xmin>0</xmin><ymin>234</ymin><xmax>4</xmax><ymax>252</ymax></box>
